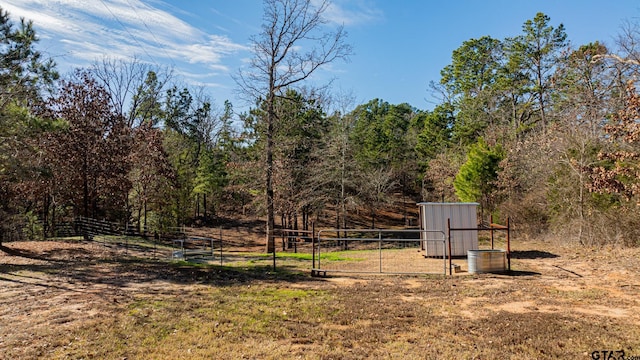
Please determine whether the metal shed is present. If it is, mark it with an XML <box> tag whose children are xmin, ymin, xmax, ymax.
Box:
<box><xmin>418</xmin><ymin>202</ymin><xmax>478</xmax><ymax>257</ymax></box>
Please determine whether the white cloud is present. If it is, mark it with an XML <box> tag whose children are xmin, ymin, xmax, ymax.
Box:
<box><xmin>181</xmin><ymin>35</ymin><xmax>248</xmax><ymax>64</ymax></box>
<box><xmin>320</xmin><ymin>0</ymin><xmax>383</xmax><ymax>26</ymax></box>
<box><xmin>1</xmin><ymin>0</ymin><xmax>247</xmax><ymax>82</ymax></box>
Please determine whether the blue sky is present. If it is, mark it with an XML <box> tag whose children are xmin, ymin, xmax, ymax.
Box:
<box><xmin>4</xmin><ymin>0</ymin><xmax>640</xmax><ymax>112</ymax></box>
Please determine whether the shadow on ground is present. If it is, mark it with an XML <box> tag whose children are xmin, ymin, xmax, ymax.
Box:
<box><xmin>510</xmin><ymin>250</ymin><xmax>559</xmax><ymax>259</ymax></box>
<box><xmin>0</xmin><ymin>242</ymin><xmax>322</xmax><ymax>292</ymax></box>
<box><xmin>0</xmin><ymin>244</ymin><xmax>79</xmax><ymax>263</ymax></box>
<box><xmin>503</xmin><ymin>270</ymin><xmax>542</xmax><ymax>276</ymax></box>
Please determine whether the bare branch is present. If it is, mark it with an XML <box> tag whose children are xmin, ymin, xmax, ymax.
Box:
<box><xmin>591</xmin><ymin>53</ymin><xmax>640</xmax><ymax>66</ymax></box>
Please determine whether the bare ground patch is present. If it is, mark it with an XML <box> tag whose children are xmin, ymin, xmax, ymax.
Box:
<box><xmin>1</xmin><ymin>237</ymin><xmax>640</xmax><ymax>359</ymax></box>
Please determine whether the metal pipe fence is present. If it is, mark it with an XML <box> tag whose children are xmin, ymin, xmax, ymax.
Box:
<box><xmin>35</xmin><ymin>217</ymin><xmax>451</xmax><ymax>275</ymax></box>
<box><xmin>75</xmin><ymin>216</ymin><xmax>185</xmax><ymax>239</ymax></box>
<box><xmin>171</xmin><ymin>236</ymin><xmax>223</xmax><ymax>264</ymax></box>
<box><xmin>312</xmin><ymin>229</ymin><xmax>447</xmax><ymax>276</ymax></box>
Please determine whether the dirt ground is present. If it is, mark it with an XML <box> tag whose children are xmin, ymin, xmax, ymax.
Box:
<box><xmin>1</xmin><ymin>235</ymin><xmax>639</xmax><ymax>359</ymax></box>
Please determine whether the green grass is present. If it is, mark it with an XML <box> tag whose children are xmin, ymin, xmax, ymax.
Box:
<box><xmin>51</xmin><ymin>285</ymin><xmax>333</xmax><ymax>359</ymax></box>
<box><xmin>47</xmin><ymin>236</ymin><xmax>85</xmax><ymax>241</ymax></box>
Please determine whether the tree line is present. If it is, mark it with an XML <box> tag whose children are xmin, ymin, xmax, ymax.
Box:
<box><xmin>2</xmin><ymin>2</ymin><xmax>640</xmax><ymax>247</ymax></box>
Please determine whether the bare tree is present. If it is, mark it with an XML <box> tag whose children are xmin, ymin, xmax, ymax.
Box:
<box><xmin>549</xmin><ymin>43</ymin><xmax>622</xmax><ymax>244</ymax></box>
<box><xmin>589</xmin><ymin>20</ymin><xmax>640</xmax><ymax>102</ymax></box>
<box><xmin>306</xmin><ymin>91</ymin><xmax>358</xmax><ymax>237</ymax></box>
<box><xmin>235</xmin><ymin>0</ymin><xmax>352</xmax><ymax>253</ymax></box>
<box><xmin>91</xmin><ymin>57</ymin><xmax>172</xmax><ymax>128</ymax></box>
<box><xmin>358</xmin><ymin>167</ymin><xmax>396</xmax><ymax>229</ymax></box>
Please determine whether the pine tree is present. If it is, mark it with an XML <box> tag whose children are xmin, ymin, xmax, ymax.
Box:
<box><xmin>454</xmin><ymin>138</ymin><xmax>503</xmax><ymax>215</ymax></box>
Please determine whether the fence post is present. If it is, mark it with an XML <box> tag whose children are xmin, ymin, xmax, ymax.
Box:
<box><xmin>312</xmin><ymin>230</ymin><xmax>316</xmax><ymax>270</ymax></box>
<box><xmin>490</xmin><ymin>214</ymin><xmax>495</xmax><ymax>250</ymax></box>
<box><xmin>442</xmin><ymin>231</ymin><xmax>447</xmax><ymax>276</ymax></box>
<box><xmin>378</xmin><ymin>230</ymin><xmax>382</xmax><ymax>273</ymax></box>
<box><xmin>507</xmin><ymin>217</ymin><xmax>511</xmax><ymax>271</ymax></box>
<box><xmin>447</xmin><ymin>218</ymin><xmax>452</xmax><ymax>276</ymax></box>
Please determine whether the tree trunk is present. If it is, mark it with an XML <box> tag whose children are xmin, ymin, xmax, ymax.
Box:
<box><xmin>143</xmin><ymin>200</ymin><xmax>148</xmax><ymax>237</ymax></box>
<box><xmin>203</xmin><ymin>193</ymin><xmax>207</xmax><ymax>221</ymax></box>
<box><xmin>196</xmin><ymin>193</ymin><xmax>200</xmax><ymax>218</ymax></box>
<box><xmin>175</xmin><ymin>195</ymin><xmax>181</xmax><ymax>228</ymax></box>
<box><xmin>137</xmin><ymin>206</ymin><xmax>142</xmax><ymax>235</ymax></box>
<box><xmin>578</xmin><ymin>161</ymin><xmax>585</xmax><ymax>245</ymax></box>
<box><xmin>302</xmin><ymin>206</ymin><xmax>308</xmax><ymax>231</ymax></box>
<box><xmin>265</xmin><ymin>91</ymin><xmax>276</xmax><ymax>253</ymax></box>
<box><xmin>371</xmin><ymin>208</ymin><xmax>376</xmax><ymax>229</ymax></box>
<box><xmin>43</xmin><ymin>192</ymin><xmax>50</xmax><ymax>238</ymax></box>
<box><xmin>52</xmin><ymin>202</ymin><xmax>56</xmax><ymax>238</ymax></box>
<box><xmin>402</xmin><ymin>174</ymin><xmax>408</xmax><ymax>226</ymax></box>
<box><xmin>281</xmin><ymin>213</ymin><xmax>286</xmax><ymax>251</ymax></box>
<box><xmin>92</xmin><ymin>176</ymin><xmax>98</xmax><ymax>218</ymax></box>
<box><xmin>287</xmin><ymin>212</ymin><xmax>294</xmax><ymax>249</ymax></box>
<box><xmin>537</xmin><ymin>68</ymin><xmax>547</xmax><ymax>132</ymax></box>
<box><xmin>83</xmin><ymin>160</ymin><xmax>89</xmax><ymax>217</ymax></box>
<box><xmin>340</xmin><ymin>144</ymin><xmax>347</xmax><ymax>239</ymax></box>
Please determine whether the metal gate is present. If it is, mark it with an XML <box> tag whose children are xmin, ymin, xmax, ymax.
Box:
<box><xmin>312</xmin><ymin>229</ymin><xmax>446</xmax><ymax>276</ymax></box>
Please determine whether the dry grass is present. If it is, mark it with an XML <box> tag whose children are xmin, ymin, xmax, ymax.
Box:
<box><xmin>1</xmin><ymin>237</ymin><xmax>640</xmax><ymax>359</ymax></box>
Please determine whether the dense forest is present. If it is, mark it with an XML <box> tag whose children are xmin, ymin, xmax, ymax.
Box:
<box><xmin>3</xmin><ymin>4</ymin><xmax>640</xmax><ymax>248</ymax></box>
